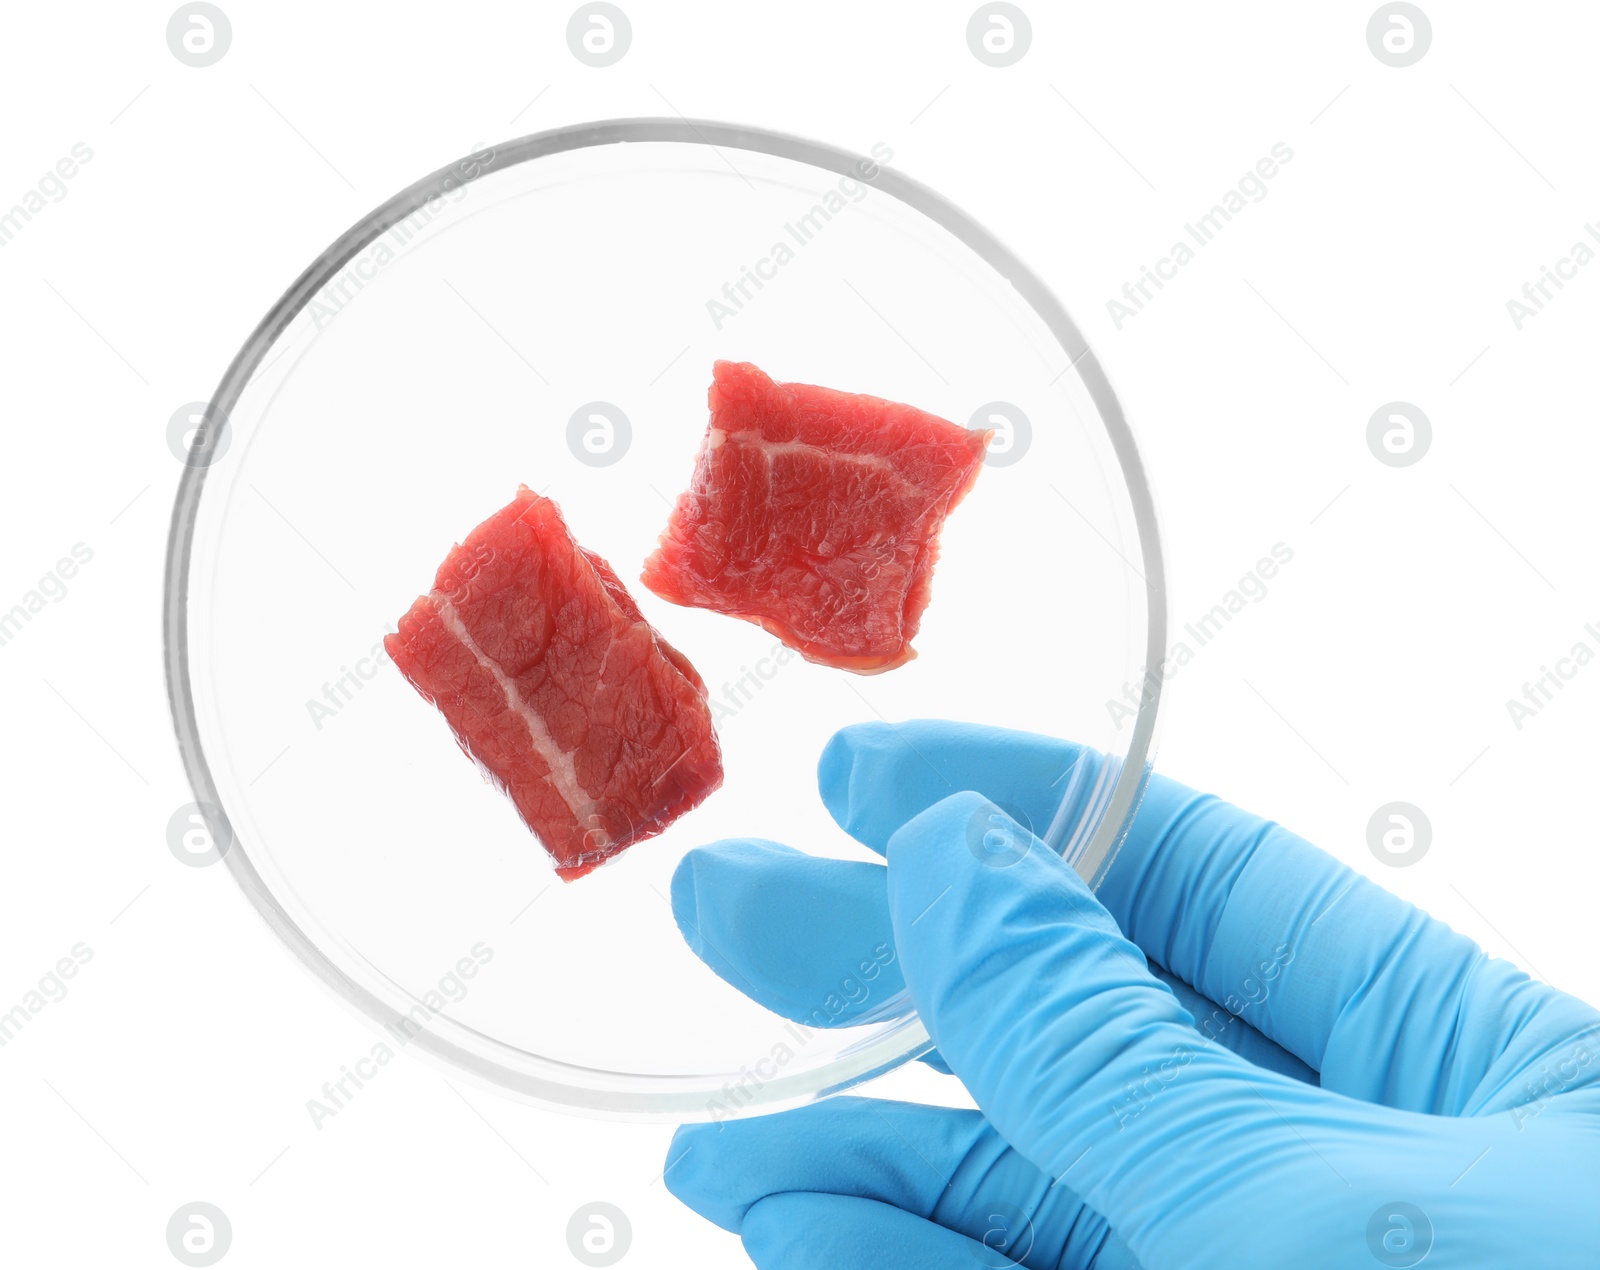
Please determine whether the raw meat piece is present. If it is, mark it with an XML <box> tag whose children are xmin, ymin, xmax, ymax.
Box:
<box><xmin>641</xmin><ymin>362</ymin><xmax>991</xmax><ymax>673</ymax></box>
<box><xmin>386</xmin><ymin>487</ymin><xmax>722</xmax><ymax>880</ymax></box>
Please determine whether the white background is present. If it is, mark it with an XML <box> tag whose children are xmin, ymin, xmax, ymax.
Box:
<box><xmin>2</xmin><ymin>1</ymin><xmax>1597</xmax><ymax>1266</ymax></box>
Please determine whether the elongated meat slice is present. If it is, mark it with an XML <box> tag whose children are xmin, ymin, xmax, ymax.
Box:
<box><xmin>386</xmin><ymin>487</ymin><xmax>722</xmax><ymax>880</ymax></box>
<box><xmin>641</xmin><ymin>362</ymin><xmax>991</xmax><ymax>673</ymax></box>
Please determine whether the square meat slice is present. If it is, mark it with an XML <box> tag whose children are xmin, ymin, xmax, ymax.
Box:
<box><xmin>641</xmin><ymin>361</ymin><xmax>991</xmax><ymax>673</ymax></box>
<box><xmin>386</xmin><ymin>487</ymin><xmax>722</xmax><ymax>880</ymax></box>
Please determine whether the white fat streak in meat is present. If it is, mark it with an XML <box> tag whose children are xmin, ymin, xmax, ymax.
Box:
<box><xmin>732</xmin><ymin>431</ymin><xmax>900</xmax><ymax>476</ymax></box>
<box><xmin>429</xmin><ymin>589</ymin><xmax>606</xmax><ymax>849</ymax></box>
<box><xmin>730</xmin><ymin>431</ymin><xmax>916</xmax><ymax>562</ymax></box>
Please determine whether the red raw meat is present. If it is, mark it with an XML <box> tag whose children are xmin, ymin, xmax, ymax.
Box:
<box><xmin>386</xmin><ymin>487</ymin><xmax>722</xmax><ymax>880</ymax></box>
<box><xmin>641</xmin><ymin>362</ymin><xmax>991</xmax><ymax>673</ymax></box>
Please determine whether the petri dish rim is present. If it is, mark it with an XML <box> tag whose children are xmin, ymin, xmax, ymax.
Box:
<box><xmin>162</xmin><ymin>117</ymin><xmax>1167</xmax><ymax>1120</ymax></box>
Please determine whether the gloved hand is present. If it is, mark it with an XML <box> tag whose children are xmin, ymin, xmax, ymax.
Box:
<box><xmin>663</xmin><ymin>720</ymin><xmax>1600</xmax><ymax>1268</ymax></box>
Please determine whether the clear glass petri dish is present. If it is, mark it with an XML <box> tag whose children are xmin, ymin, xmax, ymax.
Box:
<box><xmin>163</xmin><ymin>119</ymin><xmax>1165</xmax><ymax>1122</ymax></box>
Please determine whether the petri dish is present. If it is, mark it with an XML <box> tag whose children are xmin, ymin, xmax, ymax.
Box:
<box><xmin>163</xmin><ymin>119</ymin><xmax>1165</xmax><ymax>1121</ymax></box>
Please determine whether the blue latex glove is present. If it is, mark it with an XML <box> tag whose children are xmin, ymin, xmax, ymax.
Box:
<box><xmin>664</xmin><ymin>721</ymin><xmax>1600</xmax><ymax>1268</ymax></box>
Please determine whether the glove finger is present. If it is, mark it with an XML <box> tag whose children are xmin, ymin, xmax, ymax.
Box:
<box><xmin>1147</xmin><ymin>963</ymin><xmax>1317</xmax><ymax>1085</ymax></box>
<box><xmin>1099</xmin><ymin>770</ymin><xmax>1598</xmax><ymax>1115</ymax></box>
<box><xmin>740</xmin><ymin>1194</ymin><xmax>1008</xmax><ymax>1270</ymax></box>
<box><xmin>822</xmin><ymin>720</ymin><xmax>1568</xmax><ymax>1115</ymax></box>
<box><xmin>667</xmin><ymin>1097</ymin><xmax>1140</xmax><ymax>1270</ymax></box>
<box><xmin>818</xmin><ymin>719</ymin><xmax>1097</xmax><ymax>858</ymax></box>
<box><xmin>671</xmin><ymin>840</ymin><xmax>910</xmax><ymax>1029</ymax></box>
<box><xmin>884</xmin><ymin>792</ymin><xmax>1322</xmax><ymax>1233</ymax></box>
<box><xmin>881</xmin><ymin>794</ymin><xmax>1594</xmax><ymax>1266</ymax></box>
<box><xmin>671</xmin><ymin>839</ymin><xmax>951</xmax><ymax>1073</ymax></box>
<box><xmin>673</xmin><ymin>838</ymin><xmax>1313</xmax><ymax>1084</ymax></box>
